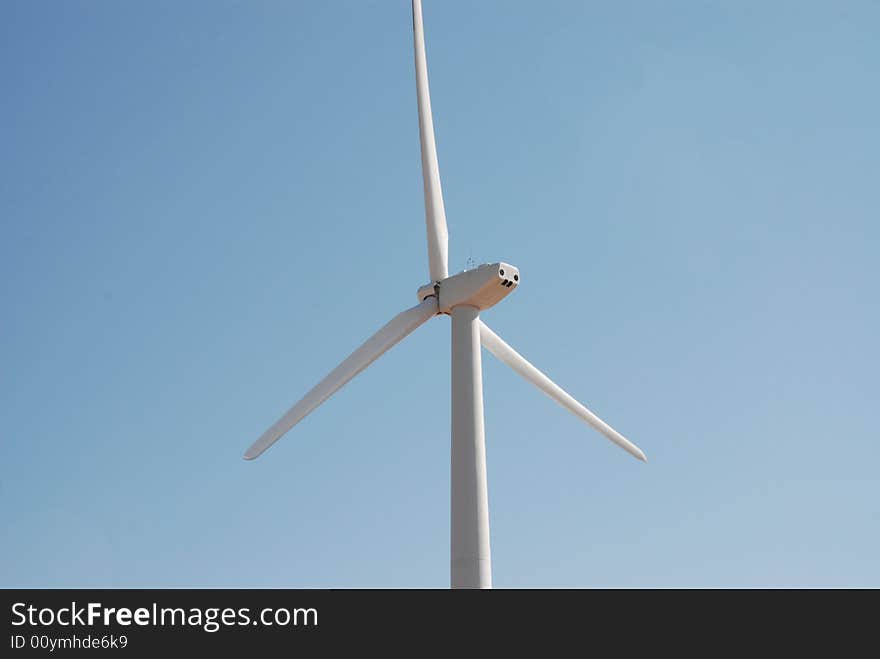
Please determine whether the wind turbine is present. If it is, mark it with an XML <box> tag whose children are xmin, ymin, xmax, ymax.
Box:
<box><xmin>244</xmin><ymin>0</ymin><xmax>647</xmax><ymax>589</ymax></box>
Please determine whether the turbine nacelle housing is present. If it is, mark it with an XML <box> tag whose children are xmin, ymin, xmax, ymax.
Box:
<box><xmin>418</xmin><ymin>262</ymin><xmax>520</xmax><ymax>313</ymax></box>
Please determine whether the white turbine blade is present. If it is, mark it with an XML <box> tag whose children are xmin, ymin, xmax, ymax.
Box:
<box><xmin>479</xmin><ymin>322</ymin><xmax>647</xmax><ymax>462</ymax></box>
<box><xmin>412</xmin><ymin>0</ymin><xmax>449</xmax><ymax>282</ymax></box>
<box><xmin>244</xmin><ymin>297</ymin><xmax>438</xmax><ymax>460</ymax></box>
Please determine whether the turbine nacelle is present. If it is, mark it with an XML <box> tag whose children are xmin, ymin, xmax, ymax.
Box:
<box><xmin>417</xmin><ymin>262</ymin><xmax>520</xmax><ymax>313</ymax></box>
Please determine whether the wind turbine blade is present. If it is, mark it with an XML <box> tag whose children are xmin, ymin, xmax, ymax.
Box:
<box><xmin>479</xmin><ymin>321</ymin><xmax>647</xmax><ymax>462</ymax></box>
<box><xmin>244</xmin><ymin>297</ymin><xmax>438</xmax><ymax>460</ymax></box>
<box><xmin>412</xmin><ymin>0</ymin><xmax>449</xmax><ymax>282</ymax></box>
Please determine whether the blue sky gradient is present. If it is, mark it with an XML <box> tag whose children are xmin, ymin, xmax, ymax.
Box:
<box><xmin>2</xmin><ymin>1</ymin><xmax>878</xmax><ymax>587</ymax></box>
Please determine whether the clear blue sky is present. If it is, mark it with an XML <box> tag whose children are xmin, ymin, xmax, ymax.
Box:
<box><xmin>2</xmin><ymin>1</ymin><xmax>878</xmax><ymax>587</ymax></box>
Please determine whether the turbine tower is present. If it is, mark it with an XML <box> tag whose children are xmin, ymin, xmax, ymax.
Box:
<box><xmin>244</xmin><ymin>0</ymin><xmax>647</xmax><ymax>589</ymax></box>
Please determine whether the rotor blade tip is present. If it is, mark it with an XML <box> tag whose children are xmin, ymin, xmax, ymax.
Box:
<box><xmin>635</xmin><ymin>449</ymin><xmax>648</xmax><ymax>463</ymax></box>
<box><xmin>243</xmin><ymin>449</ymin><xmax>259</xmax><ymax>461</ymax></box>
